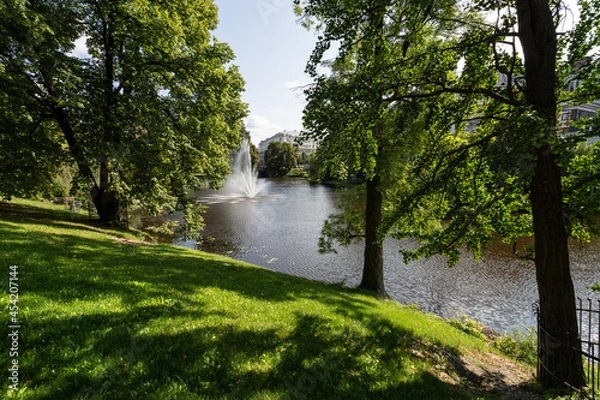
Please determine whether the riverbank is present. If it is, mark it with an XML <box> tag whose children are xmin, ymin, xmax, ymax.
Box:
<box><xmin>1</xmin><ymin>199</ymin><xmax>541</xmax><ymax>399</ymax></box>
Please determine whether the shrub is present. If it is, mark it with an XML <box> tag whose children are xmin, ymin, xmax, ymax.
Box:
<box><xmin>493</xmin><ymin>328</ymin><xmax>537</xmax><ymax>366</ymax></box>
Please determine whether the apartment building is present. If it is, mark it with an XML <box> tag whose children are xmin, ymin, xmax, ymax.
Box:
<box><xmin>257</xmin><ymin>130</ymin><xmax>319</xmax><ymax>167</ymax></box>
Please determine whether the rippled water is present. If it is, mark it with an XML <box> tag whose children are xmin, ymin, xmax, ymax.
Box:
<box><xmin>175</xmin><ymin>179</ymin><xmax>600</xmax><ymax>333</ymax></box>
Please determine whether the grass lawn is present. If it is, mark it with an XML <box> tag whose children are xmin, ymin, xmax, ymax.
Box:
<box><xmin>0</xmin><ymin>199</ymin><xmax>537</xmax><ymax>399</ymax></box>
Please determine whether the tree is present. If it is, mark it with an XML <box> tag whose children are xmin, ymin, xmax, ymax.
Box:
<box><xmin>298</xmin><ymin>0</ymin><xmax>600</xmax><ymax>389</ymax></box>
<box><xmin>516</xmin><ymin>1</ymin><xmax>584</xmax><ymax>387</ymax></box>
<box><xmin>0</xmin><ymin>0</ymin><xmax>247</xmax><ymax>225</ymax></box>
<box><xmin>383</xmin><ymin>0</ymin><xmax>600</xmax><ymax>390</ymax></box>
<box><xmin>296</xmin><ymin>0</ymin><xmax>462</xmax><ymax>298</ymax></box>
<box><xmin>264</xmin><ymin>142</ymin><xmax>298</xmax><ymax>177</ymax></box>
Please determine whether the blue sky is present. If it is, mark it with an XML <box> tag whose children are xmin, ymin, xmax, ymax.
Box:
<box><xmin>213</xmin><ymin>1</ymin><xmax>317</xmax><ymax>145</ymax></box>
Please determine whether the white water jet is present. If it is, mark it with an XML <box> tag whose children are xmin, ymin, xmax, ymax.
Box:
<box><xmin>200</xmin><ymin>139</ymin><xmax>268</xmax><ymax>204</ymax></box>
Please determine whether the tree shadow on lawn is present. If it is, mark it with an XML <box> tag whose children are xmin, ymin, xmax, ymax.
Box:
<box><xmin>17</xmin><ymin>307</ymin><xmax>475</xmax><ymax>400</ymax></box>
<box><xmin>0</xmin><ymin>201</ymin><xmax>374</xmax><ymax>307</ymax></box>
<box><xmin>1</xmin><ymin>228</ymin><xmax>476</xmax><ymax>398</ymax></box>
<box><xmin>0</xmin><ymin>202</ymin><xmax>116</xmax><ymax>236</ymax></box>
<box><xmin>1</xmin><ymin>219</ymin><xmax>378</xmax><ymax>307</ymax></box>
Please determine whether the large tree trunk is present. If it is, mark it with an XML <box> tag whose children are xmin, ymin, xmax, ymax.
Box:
<box><xmin>49</xmin><ymin>93</ymin><xmax>120</xmax><ymax>224</ymax></box>
<box><xmin>359</xmin><ymin>173</ymin><xmax>386</xmax><ymax>298</ymax></box>
<box><xmin>91</xmin><ymin>158</ymin><xmax>120</xmax><ymax>224</ymax></box>
<box><xmin>531</xmin><ymin>145</ymin><xmax>584</xmax><ymax>388</ymax></box>
<box><xmin>91</xmin><ymin>186</ymin><xmax>120</xmax><ymax>224</ymax></box>
<box><xmin>516</xmin><ymin>0</ymin><xmax>584</xmax><ymax>389</ymax></box>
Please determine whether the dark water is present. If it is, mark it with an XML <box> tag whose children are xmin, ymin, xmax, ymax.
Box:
<box><xmin>175</xmin><ymin>179</ymin><xmax>600</xmax><ymax>334</ymax></box>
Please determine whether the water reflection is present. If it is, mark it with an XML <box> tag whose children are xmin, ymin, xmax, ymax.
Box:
<box><xmin>176</xmin><ymin>179</ymin><xmax>600</xmax><ymax>333</ymax></box>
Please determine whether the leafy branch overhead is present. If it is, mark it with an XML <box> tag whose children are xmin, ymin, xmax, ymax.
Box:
<box><xmin>296</xmin><ymin>0</ymin><xmax>599</xmax><ymax>388</ymax></box>
<box><xmin>0</xmin><ymin>0</ymin><xmax>248</xmax><ymax>225</ymax></box>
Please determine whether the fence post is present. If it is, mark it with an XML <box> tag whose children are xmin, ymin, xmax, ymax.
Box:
<box><xmin>533</xmin><ymin>302</ymin><xmax>541</xmax><ymax>380</ymax></box>
<box><xmin>534</xmin><ymin>298</ymin><xmax>600</xmax><ymax>399</ymax></box>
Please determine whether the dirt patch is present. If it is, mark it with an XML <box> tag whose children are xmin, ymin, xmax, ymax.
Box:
<box><xmin>451</xmin><ymin>350</ymin><xmax>541</xmax><ymax>399</ymax></box>
<box><xmin>414</xmin><ymin>344</ymin><xmax>541</xmax><ymax>399</ymax></box>
<box><xmin>109</xmin><ymin>236</ymin><xmax>154</xmax><ymax>246</ymax></box>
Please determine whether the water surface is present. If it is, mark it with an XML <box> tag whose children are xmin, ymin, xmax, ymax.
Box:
<box><xmin>176</xmin><ymin>179</ymin><xmax>600</xmax><ymax>333</ymax></box>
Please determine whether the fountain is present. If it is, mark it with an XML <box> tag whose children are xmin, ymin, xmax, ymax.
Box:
<box><xmin>223</xmin><ymin>139</ymin><xmax>267</xmax><ymax>198</ymax></box>
<box><xmin>199</xmin><ymin>139</ymin><xmax>268</xmax><ymax>204</ymax></box>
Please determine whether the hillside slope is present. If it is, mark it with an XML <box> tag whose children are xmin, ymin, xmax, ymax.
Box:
<box><xmin>0</xmin><ymin>200</ymin><xmax>538</xmax><ymax>399</ymax></box>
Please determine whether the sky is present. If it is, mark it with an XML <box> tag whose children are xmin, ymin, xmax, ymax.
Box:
<box><xmin>213</xmin><ymin>1</ymin><xmax>317</xmax><ymax>146</ymax></box>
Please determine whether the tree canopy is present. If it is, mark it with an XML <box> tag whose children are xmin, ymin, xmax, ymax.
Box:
<box><xmin>296</xmin><ymin>0</ymin><xmax>600</xmax><ymax>389</ymax></box>
<box><xmin>0</xmin><ymin>0</ymin><xmax>247</xmax><ymax>226</ymax></box>
<box><xmin>296</xmin><ymin>0</ymin><xmax>473</xmax><ymax>297</ymax></box>
<box><xmin>264</xmin><ymin>141</ymin><xmax>299</xmax><ymax>177</ymax></box>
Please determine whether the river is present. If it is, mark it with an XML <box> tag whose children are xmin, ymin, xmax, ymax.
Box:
<box><xmin>172</xmin><ymin>179</ymin><xmax>599</xmax><ymax>334</ymax></box>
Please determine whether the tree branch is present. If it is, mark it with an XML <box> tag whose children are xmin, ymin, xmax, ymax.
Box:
<box><xmin>388</xmin><ymin>86</ymin><xmax>523</xmax><ymax>107</ymax></box>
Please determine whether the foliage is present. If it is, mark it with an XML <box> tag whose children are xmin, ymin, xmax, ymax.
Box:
<box><xmin>562</xmin><ymin>142</ymin><xmax>600</xmax><ymax>242</ymax></box>
<box><xmin>0</xmin><ymin>0</ymin><xmax>247</xmax><ymax>223</ymax></box>
<box><xmin>319</xmin><ymin>184</ymin><xmax>366</xmax><ymax>253</ymax></box>
<box><xmin>384</xmin><ymin>113</ymin><xmax>537</xmax><ymax>265</ymax></box>
<box><xmin>297</xmin><ymin>0</ymin><xmax>600</xmax><ymax>267</ymax></box>
<box><xmin>492</xmin><ymin>328</ymin><xmax>538</xmax><ymax>367</ymax></box>
<box><xmin>449</xmin><ymin>316</ymin><xmax>537</xmax><ymax>367</ymax></box>
<box><xmin>263</xmin><ymin>141</ymin><xmax>299</xmax><ymax>177</ymax></box>
<box><xmin>297</xmin><ymin>0</ymin><xmax>599</xmax><ymax>386</ymax></box>
<box><xmin>306</xmin><ymin>140</ymin><xmax>351</xmax><ymax>182</ymax></box>
<box><xmin>0</xmin><ymin>100</ymin><xmax>68</xmax><ymax>200</ymax></box>
<box><xmin>284</xmin><ymin>167</ymin><xmax>308</xmax><ymax>178</ymax></box>
<box><xmin>0</xmin><ymin>199</ymin><xmax>523</xmax><ymax>400</ymax></box>
<box><xmin>448</xmin><ymin>314</ymin><xmax>487</xmax><ymax>341</ymax></box>
<box><xmin>295</xmin><ymin>0</ymin><xmax>465</xmax><ymax>295</ymax></box>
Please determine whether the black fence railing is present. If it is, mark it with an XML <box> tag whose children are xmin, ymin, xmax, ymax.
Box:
<box><xmin>577</xmin><ymin>298</ymin><xmax>600</xmax><ymax>400</ymax></box>
<box><xmin>536</xmin><ymin>298</ymin><xmax>600</xmax><ymax>399</ymax></box>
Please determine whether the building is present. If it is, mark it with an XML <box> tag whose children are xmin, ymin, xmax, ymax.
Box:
<box><xmin>258</xmin><ymin>130</ymin><xmax>319</xmax><ymax>167</ymax></box>
<box><xmin>558</xmin><ymin>63</ymin><xmax>600</xmax><ymax>143</ymax></box>
<box><xmin>559</xmin><ymin>101</ymin><xmax>600</xmax><ymax>143</ymax></box>
<box><xmin>462</xmin><ymin>67</ymin><xmax>600</xmax><ymax>143</ymax></box>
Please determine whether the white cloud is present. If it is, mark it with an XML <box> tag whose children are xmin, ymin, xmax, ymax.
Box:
<box><xmin>70</xmin><ymin>36</ymin><xmax>91</xmax><ymax>59</ymax></box>
<box><xmin>245</xmin><ymin>115</ymin><xmax>283</xmax><ymax>145</ymax></box>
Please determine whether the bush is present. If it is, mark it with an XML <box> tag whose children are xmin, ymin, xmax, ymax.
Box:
<box><xmin>448</xmin><ymin>314</ymin><xmax>487</xmax><ymax>341</ymax></box>
<box><xmin>492</xmin><ymin>328</ymin><xmax>537</xmax><ymax>366</ymax></box>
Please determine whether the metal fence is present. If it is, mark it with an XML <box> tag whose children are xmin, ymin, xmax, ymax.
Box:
<box><xmin>536</xmin><ymin>298</ymin><xmax>600</xmax><ymax>399</ymax></box>
<box><xmin>576</xmin><ymin>298</ymin><xmax>600</xmax><ymax>399</ymax></box>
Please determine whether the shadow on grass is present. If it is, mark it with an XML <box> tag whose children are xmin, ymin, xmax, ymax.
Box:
<box><xmin>1</xmin><ymin>202</ymin><xmax>490</xmax><ymax>399</ymax></box>
<box><xmin>1</xmin><ymin>215</ymin><xmax>374</xmax><ymax>306</ymax></box>
<box><xmin>18</xmin><ymin>308</ymin><xmax>471</xmax><ymax>400</ymax></box>
<box><xmin>0</xmin><ymin>201</ymin><xmax>132</xmax><ymax>238</ymax></box>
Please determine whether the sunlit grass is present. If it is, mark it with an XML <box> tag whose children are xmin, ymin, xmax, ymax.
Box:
<box><xmin>0</xmin><ymin>199</ymin><xmax>529</xmax><ymax>399</ymax></box>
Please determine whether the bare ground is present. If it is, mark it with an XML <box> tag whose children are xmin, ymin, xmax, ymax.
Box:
<box><xmin>413</xmin><ymin>342</ymin><xmax>541</xmax><ymax>399</ymax></box>
<box><xmin>451</xmin><ymin>350</ymin><xmax>541</xmax><ymax>399</ymax></box>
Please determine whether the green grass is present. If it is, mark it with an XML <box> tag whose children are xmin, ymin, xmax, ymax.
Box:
<box><xmin>0</xmin><ymin>199</ymin><xmax>533</xmax><ymax>399</ymax></box>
